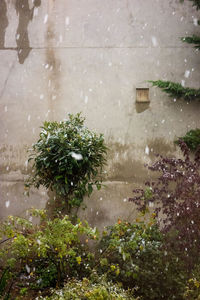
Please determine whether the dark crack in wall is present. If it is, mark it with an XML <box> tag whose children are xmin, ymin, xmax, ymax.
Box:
<box><xmin>0</xmin><ymin>0</ymin><xmax>8</xmax><ymax>49</ymax></box>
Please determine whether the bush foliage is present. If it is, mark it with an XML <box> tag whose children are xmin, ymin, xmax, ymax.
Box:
<box><xmin>26</xmin><ymin>113</ymin><xmax>107</xmax><ymax>211</ymax></box>
<box><xmin>97</xmin><ymin>219</ymin><xmax>186</xmax><ymax>300</ymax></box>
<box><xmin>38</xmin><ymin>275</ymin><xmax>136</xmax><ymax>300</ymax></box>
<box><xmin>148</xmin><ymin>80</ymin><xmax>200</xmax><ymax>101</ymax></box>
<box><xmin>183</xmin><ymin>264</ymin><xmax>200</xmax><ymax>299</ymax></box>
<box><xmin>0</xmin><ymin>209</ymin><xmax>98</xmax><ymax>292</ymax></box>
<box><xmin>181</xmin><ymin>35</ymin><xmax>200</xmax><ymax>49</ymax></box>
<box><xmin>175</xmin><ymin>128</ymin><xmax>200</xmax><ymax>151</ymax></box>
<box><xmin>130</xmin><ymin>142</ymin><xmax>200</xmax><ymax>270</ymax></box>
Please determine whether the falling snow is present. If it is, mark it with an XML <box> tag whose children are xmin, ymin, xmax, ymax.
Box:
<box><xmin>149</xmin><ymin>201</ymin><xmax>154</xmax><ymax>207</ymax></box>
<box><xmin>151</xmin><ymin>36</ymin><xmax>158</xmax><ymax>47</ymax></box>
<box><xmin>193</xmin><ymin>17</ymin><xmax>198</xmax><ymax>26</ymax></box>
<box><xmin>45</xmin><ymin>110</ymin><xmax>51</xmax><ymax>117</ymax></box>
<box><xmin>5</xmin><ymin>201</ymin><xmax>10</xmax><ymax>208</ymax></box>
<box><xmin>184</xmin><ymin>70</ymin><xmax>190</xmax><ymax>78</ymax></box>
<box><xmin>70</xmin><ymin>152</ymin><xmax>83</xmax><ymax>160</ymax></box>
<box><xmin>65</xmin><ymin>16</ymin><xmax>70</xmax><ymax>25</ymax></box>
<box><xmin>85</xmin><ymin>96</ymin><xmax>88</xmax><ymax>104</ymax></box>
<box><xmin>44</xmin><ymin>14</ymin><xmax>48</xmax><ymax>24</ymax></box>
<box><xmin>25</xmin><ymin>160</ymin><xmax>28</xmax><ymax>168</ymax></box>
<box><xmin>26</xmin><ymin>265</ymin><xmax>30</xmax><ymax>274</ymax></box>
<box><xmin>145</xmin><ymin>145</ymin><xmax>149</xmax><ymax>155</ymax></box>
<box><xmin>181</xmin><ymin>80</ymin><xmax>185</xmax><ymax>87</ymax></box>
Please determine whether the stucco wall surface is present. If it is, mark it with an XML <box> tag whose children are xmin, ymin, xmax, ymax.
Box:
<box><xmin>0</xmin><ymin>0</ymin><xmax>200</xmax><ymax>228</ymax></box>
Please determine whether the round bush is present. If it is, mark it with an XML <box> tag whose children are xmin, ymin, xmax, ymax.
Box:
<box><xmin>26</xmin><ymin>113</ymin><xmax>107</xmax><ymax>210</ymax></box>
<box><xmin>98</xmin><ymin>220</ymin><xmax>186</xmax><ymax>300</ymax></box>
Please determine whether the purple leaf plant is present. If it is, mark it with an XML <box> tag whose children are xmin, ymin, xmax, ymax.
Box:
<box><xmin>129</xmin><ymin>141</ymin><xmax>200</xmax><ymax>270</ymax></box>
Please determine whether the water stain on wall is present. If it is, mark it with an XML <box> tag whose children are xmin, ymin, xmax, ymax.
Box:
<box><xmin>107</xmin><ymin>142</ymin><xmax>148</xmax><ymax>182</ymax></box>
<box><xmin>109</xmin><ymin>158</ymin><xmax>148</xmax><ymax>182</ymax></box>
<box><xmin>45</xmin><ymin>1</ymin><xmax>61</xmax><ymax>119</ymax></box>
<box><xmin>147</xmin><ymin>137</ymin><xmax>176</xmax><ymax>158</ymax></box>
<box><xmin>15</xmin><ymin>0</ymin><xmax>41</xmax><ymax>64</ymax></box>
<box><xmin>0</xmin><ymin>0</ymin><xmax>9</xmax><ymax>48</ymax></box>
<box><xmin>0</xmin><ymin>144</ymin><xmax>30</xmax><ymax>175</ymax></box>
<box><xmin>46</xmin><ymin>42</ymin><xmax>61</xmax><ymax>111</ymax></box>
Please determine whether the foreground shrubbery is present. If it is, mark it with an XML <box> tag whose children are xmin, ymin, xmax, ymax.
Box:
<box><xmin>97</xmin><ymin>219</ymin><xmax>186</xmax><ymax>300</ymax></box>
<box><xmin>0</xmin><ymin>209</ymin><xmax>98</xmax><ymax>298</ymax></box>
<box><xmin>38</xmin><ymin>275</ymin><xmax>136</xmax><ymax>300</ymax></box>
<box><xmin>0</xmin><ymin>212</ymin><xmax>189</xmax><ymax>299</ymax></box>
<box><xmin>0</xmin><ymin>209</ymin><xmax>200</xmax><ymax>299</ymax></box>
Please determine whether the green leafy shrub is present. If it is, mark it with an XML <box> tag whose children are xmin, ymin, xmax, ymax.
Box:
<box><xmin>0</xmin><ymin>209</ymin><xmax>98</xmax><ymax>292</ymax></box>
<box><xmin>26</xmin><ymin>113</ymin><xmax>107</xmax><ymax>211</ymax></box>
<box><xmin>38</xmin><ymin>275</ymin><xmax>136</xmax><ymax>300</ymax></box>
<box><xmin>149</xmin><ymin>80</ymin><xmax>200</xmax><ymax>100</ymax></box>
<box><xmin>0</xmin><ymin>267</ymin><xmax>13</xmax><ymax>300</ymax></box>
<box><xmin>175</xmin><ymin>129</ymin><xmax>200</xmax><ymax>151</ymax></box>
<box><xmin>97</xmin><ymin>219</ymin><xmax>186</xmax><ymax>300</ymax></box>
<box><xmin>184</xmin><ymin>278</ymin><xmax>200</xmax><ymax>299</ymax></box>
<box><xmin>183</xmin><ymin>264</ymin><xmax>200</xmax><ymax>299</ymax></box>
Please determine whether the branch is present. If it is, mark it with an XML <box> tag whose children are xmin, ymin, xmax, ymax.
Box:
<box><xmin>181</xmin><ymin>35</ymin><xmax>200</xmax><ymax>49</ymax></box>
<box><xmin>149</xmin><ymin>80</ymin><xmax>200</xmax><ymax>101</ymax></box>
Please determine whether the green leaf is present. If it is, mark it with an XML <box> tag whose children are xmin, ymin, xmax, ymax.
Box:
<box><xmin>55</xmin><ymin>175</ymin><xmax>63</xmax><ymax>181</ymax></box>
<box><xmin>88</xmin><ymin>184</ymin><xmax>93</xmax><ymax>196</ymax></box>
<box><xmin>96</xmin><ymin>183</ymin><xmax>101</xmax><ymax>191</ymax></box>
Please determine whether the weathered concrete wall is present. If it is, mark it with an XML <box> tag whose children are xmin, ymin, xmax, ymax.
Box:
<box><xmin>0</xmin><ymin>0</ymin><xmax>200</xmax><ymax>228</ymax></box>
